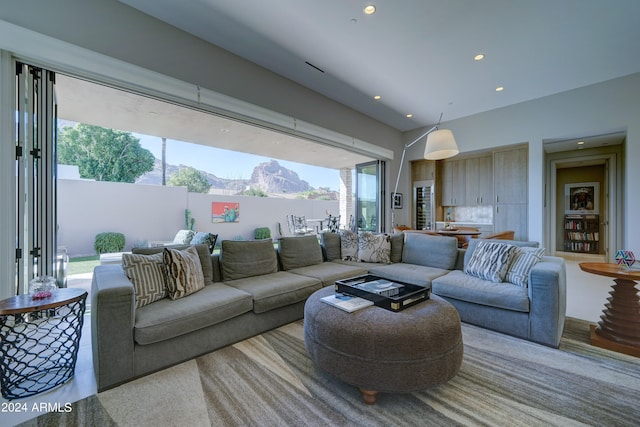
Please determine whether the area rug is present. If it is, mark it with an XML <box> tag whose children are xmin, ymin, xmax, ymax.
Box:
<box><xmin>19</xmin><ymin>318</ymin><xmax>640</xmax><ymax>426</ymax></box>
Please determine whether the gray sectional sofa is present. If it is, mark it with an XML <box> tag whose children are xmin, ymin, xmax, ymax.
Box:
<box><xmin>92</xmin><ymin>232</ymin><xmax>566</xmax><ymax>391</ymax></box>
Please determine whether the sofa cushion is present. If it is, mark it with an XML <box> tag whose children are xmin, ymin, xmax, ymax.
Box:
<box><xmin>224</xmin><ymin>271</ymin><xmax>322</xmax><ymax>314</ymax></box>
<box><xmin>279</xmin><ymin>235</ymin><xmax>323</xmax><ymax>270</ymax></box>
<box><xmin>163</xmin><ymin>246</ymin><xmax>205</xmax><ymax>300</ymax></box>
<box><xmin>432</xmin><ymin>270</ymin><xmax>530</xmax><ymax>312</ymax></box>
<box><xmin>287</xmin><ymin>261</ymin><xmax>367</xmax><ymax>286</ymax></box>
<box><xmin>368</xmin><ymin>263</ymin><xmax>450</xmax><ymax>288</ymax></box>
<box><xmin>390</xmin><ymin>233</ymin><xmax>404</xmax><ymax>263</ymax></box>
<box><xmin>320</xmin><ymin>232</ymin><xmax>342</xmax><ymax>261</ymax></box>
<box><xmin>358</xmin><ymin>232</ymin><xmax>391</xmax><ymax>263</ymax></box>
<box><xmin>221</xmin><ymin>240</ymin><xmax>278</xmax><ymax>280</ymax></box>
<box><xmin>133</xmin><ymin>244</ymin><xmax>213</xmax><ymax>286</ymax></box>
<box><xmin>505</xmin><ymin>247</ymin><xmax>545</xmax><ymax>287</ymax></box>
<box><xmin>134</xmin><ymin>283</ymin><xmax>253</xmax><ymax>345</ymax></box>
<box><xmin>401</xmin><ymin>233</ymin><xmax>458</xmax><ymax>270</ymax></box>
<box><xmin>465</xmin><ymin>241</ymin><xmax>518</xmax><ymax>283</ymax></box>
<box><xmin>122</xmin><ymin>252</ymin><xmax>166</xmax><ymax>308</ymax></box>
<box><xmin>339</xmin><ymin>229</ymin><xmax>359</xmax><ymax>261</ymax></box>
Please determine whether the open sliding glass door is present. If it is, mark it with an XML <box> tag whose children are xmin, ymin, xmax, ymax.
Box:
<box><xmin>355</xmin><ymin>160</ymin><xmax>386</xmax><ymax>232</ymax></box>
<box><xmin>15</xmin><ymin>62</ymin><xmax>58</xmax><ymax>294</ymax></box>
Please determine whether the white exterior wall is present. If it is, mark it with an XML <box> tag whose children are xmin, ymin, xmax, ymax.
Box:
<box><xmin>57</xmin><ymin>179</ymin><xmax>338</xmax><ymax>257</ymax></box>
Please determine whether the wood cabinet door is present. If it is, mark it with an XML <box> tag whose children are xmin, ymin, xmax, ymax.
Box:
<box><xmin>494</xmin><ymin>147</ymin><xmax>527</xmax><ymax>204</ymax></box>
<box><xmin>465</xmin><ymin>155</ymin><xmax>493</xmax><ymax>205</ymax></box>
<box><xmin>494</xmin><ymin>203</ymin><xmax>528</xmax><ymax>241</ymax></box>
<box><xmin>411</xmin><ymin>160</ymin><xmax>435</xmax><ymax>181</ymax></box>
<box><xmin>441</xmin><ymin>159</ymin><xmax>465</xmax><ymax>206</ymax></box>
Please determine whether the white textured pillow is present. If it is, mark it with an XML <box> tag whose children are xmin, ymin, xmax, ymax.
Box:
<box><xmin>358</xmin><ymin>232</ymin><xmax>391</xmax><ymax>263</ymax></box>
<box><xmin>339</xmin><ymin>229</ymin><xmax>359</xmax><ymax>261</ymax></box>
<box><xmin>506</xmin><ymin>247</ymin><xmax>545</xmax><ymax>287</ymax></box>
<box><xmin>122</xmin><ymin>252</ymin><xmax>166</xmax><ymax>308</ymax></box>
<box><xmin>465</xmin><ymin>241</ymin><xmax>518</xmax><ymax>283</ymax></box>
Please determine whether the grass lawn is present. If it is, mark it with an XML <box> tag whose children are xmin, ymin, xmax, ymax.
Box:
<box><xmin>68</xmin><ymin>255</ymin><xmax>100</xmax><ymax>275</ymax></box>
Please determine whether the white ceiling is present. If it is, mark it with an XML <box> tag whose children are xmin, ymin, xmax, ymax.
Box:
<box><xmin>120</xmin><ymin>0</ymin><xmax>640</xmax><ymax>132</ymax></box>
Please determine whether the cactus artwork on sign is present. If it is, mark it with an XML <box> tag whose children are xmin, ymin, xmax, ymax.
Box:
<box><xmin>212</xmin><ymin>202</ymin><xmax>240</xmax><ymax>223</ymax></box>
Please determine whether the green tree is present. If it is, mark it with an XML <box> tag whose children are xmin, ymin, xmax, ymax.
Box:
<box><xmin>168</xmin><ymin>166</ymin><xmax>211</xmax><ymax>193</ymax></box>
<box><xmin>58</xmin><ymin>124</ymin><xmax>154</xmax><ymax>183</ymax></box>
<box><xmin>242</xmin><ymin>187</ymin><xmax>268</xmax><ymax>197</ymax></box>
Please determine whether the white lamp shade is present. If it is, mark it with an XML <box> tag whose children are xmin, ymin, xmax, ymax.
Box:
<box><xmin>424</xmin><ymin>129</ymin><xmax>459</xmax><ymax>160</ymax></box>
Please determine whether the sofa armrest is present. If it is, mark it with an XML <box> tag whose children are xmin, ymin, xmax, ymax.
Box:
<box><xmin>528</xmin><ymin>257</ymin><xmax>567</xmax><ymax>347</ymax></box>
<box><xmin>91</xmin><ymin>264</ymin><xmax>136</xmax><ymax>391</ymax></box>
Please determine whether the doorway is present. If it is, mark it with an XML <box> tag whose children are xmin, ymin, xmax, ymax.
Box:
<box><xmin>544</xmin><ymin>135</ymin><xmax>624</xmax><ymax>263</ymax></box>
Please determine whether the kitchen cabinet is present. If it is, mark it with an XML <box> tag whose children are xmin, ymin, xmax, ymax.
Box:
<box><xmin>493</xmin><ymin>147</ymin><xmax>528</xmax><ymax>240</ymax></box>
<box><xmin>465</xmin><ymin>155</ymin><xmax>493</xmax><ymax>205</ymax></box>
<box><xmin>440</xmin><ymin>159</ymin><xmax>465</xmax><ymax>206</ymax></box>
<box><xmin>411</xmin><ymin>160</ymin><xmax>435</xmax><ymax>181</ymax></box>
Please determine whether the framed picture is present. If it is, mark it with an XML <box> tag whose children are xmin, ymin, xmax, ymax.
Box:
<box><xmin>565</xmin><ymin>182</ymin><xmax>599</xmax><ymax>214</ymax></box>
<box><xmin>212</xmin><ymin>202</ymin><xmax>240</xmax><ymax>223</ymax></box>
<box><xmin>392</xmin><ymin>192</ymin><xmax>403</xmax><ymax>209</ymax></box>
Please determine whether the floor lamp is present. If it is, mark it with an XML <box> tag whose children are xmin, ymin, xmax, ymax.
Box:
<box><xmin>391</xmin><ymin>120</ymin><xmax>459</xmax><ymax>228</ymax></box>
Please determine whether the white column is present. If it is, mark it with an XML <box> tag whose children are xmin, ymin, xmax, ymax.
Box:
<box><xmin>339</xmin><ymin>168</ymin><xmax>353</xmax><ymax>230</ymax></box>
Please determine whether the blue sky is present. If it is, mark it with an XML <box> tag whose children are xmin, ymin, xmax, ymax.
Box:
<box><xmin>136</xmin><ymin>133</ymin><xmax>340</xmax><ymax>190</ymax></box>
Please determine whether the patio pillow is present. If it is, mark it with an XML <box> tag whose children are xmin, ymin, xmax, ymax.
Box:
<box><xmin>190</xmin><ymin>232</ymin><xmax>218</xmax><ymax>254</ymax></box>
<box><xmin>163</xmin><ymin>246</ymin><xmax>205</xmax><ymax>300</ymax></box>
<box><xmin>279</xmin><ymin>235</ymin><xmax>323</xmax><ymax>270</ymax></box>
<box><xmin>505</xmin><ymin>246</ymin><xmax>545</xmax><ymax>287</ymax></box>
<box><xmin>172</xmin><ymin>229</ymin><xmax>195</xmax><ymax>244</ymax></box>
<box><xmin>339</xmin><ymin>229</ymin><xmax>359</xmax><ymax>261</ymax></box>
<box><xmin>122</xmin><ymin>252</ymin><xmax>167</xmax><ymax>308</ymax></box>
<box><xmin>465</xmin><ymin>241</ymin><xmax>518</xmax><ymax>283</ymax></box>
<box><xmin>221</xmin><ymin>240</ymin><xmax>277</xmax><ymax>280</ymax></box>
<box><xmin>358</xmin><ymin>232</ymin><xmax>391</xmax><ymax>263</ymax></box>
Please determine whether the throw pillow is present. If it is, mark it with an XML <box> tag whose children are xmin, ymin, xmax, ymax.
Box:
<box><xmin>163</xmin><ymin>246</ymin><xmax>205</xmax><ymax>300</ymax></box>
<box><xmin>122</xmin><ymin>252</ymin><xmax>167</xmax><ymax>308</ymax></box>
<box><xmin>465</xmin><ymin>241</ymin><xmax>518</xmax><ymax>283</ymax></box>
<box><xmin>339</xmin><ymin>229</ymin><xmax>359</xmax><ymax>261</ymax></box>
<box><xmin>358</xmin><ymin>232</ymin><xmax>391</xmax><ymax>263</ymax></box>
<box><xmin>172</xmin><ymin>229</ymin><xmax>195</xmax><ymax>245</ymax></box>
<box><xmin>505</xmin><ymin>247</ymin><xmax>545</xmax><ymax>287</ymax></box>
<box><xmin>191</xmin><ymin>232</ymin><xmax>218</xmax><ymax>254</ymax></box>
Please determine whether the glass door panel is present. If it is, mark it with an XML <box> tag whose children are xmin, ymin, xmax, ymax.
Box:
<box><xmin>355</xmin><ymin>160</ymin><xmax>385</xmax><ymax>232</ymax></box>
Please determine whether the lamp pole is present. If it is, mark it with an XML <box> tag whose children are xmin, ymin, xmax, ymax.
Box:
<box><xmin>390</xmin><ymin>124</ymin><xmax>438</xmax><ymax>229</ymax></box>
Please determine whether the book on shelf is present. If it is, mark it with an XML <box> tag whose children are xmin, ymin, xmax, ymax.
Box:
<box><xmin>320</xmin><ymin>294</ymin><xmax>374</xmax><ymax>313</ymax></box>
<box><xmin>351</xmin><ymin>279</ymin><xmax>404</xmax><ymax>297</ymax></box>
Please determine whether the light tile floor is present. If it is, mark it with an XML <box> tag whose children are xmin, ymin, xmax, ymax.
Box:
<box><xmin>2</xmin><ymin>255</ymin><xmax>628</xmax><ymax>425</ymax></box>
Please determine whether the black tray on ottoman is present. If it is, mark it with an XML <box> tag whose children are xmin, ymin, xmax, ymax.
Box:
<box><xmin>335</xmin><ymin>274</ymin><xmax>430</xmax><ymax>312</ymax></box>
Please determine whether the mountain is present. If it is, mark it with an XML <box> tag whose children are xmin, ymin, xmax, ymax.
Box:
<box><xmin>136</xmin><ymin>159</ymin><xmax>313</xmax><ymax>194</ymax></box>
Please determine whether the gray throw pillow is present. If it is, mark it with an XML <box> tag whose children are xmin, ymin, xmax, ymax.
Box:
<box><xmin>133</xmin><ymin>244</ymin><xmax>213</xmax><ymax>286</ymax></box>
<box><xmin>122</xmin><ymin>252</ymin><xmax>166</xmax><ymax>308</ymax></box>
<box><xmin>163</xmin><ymin>246</ymin><xmax>205</xmax><ymax>300</ymax></box>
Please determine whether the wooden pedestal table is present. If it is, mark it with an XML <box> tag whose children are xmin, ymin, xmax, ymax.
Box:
<box><xmin>0</xmin><ymin>288</ymin><xmax>87</xmax><ymax>399</ymax></box>
<box><xmin>579</xmin><ymin>262</ymin><xmax>640</xmax><ymax>358</ymax></box>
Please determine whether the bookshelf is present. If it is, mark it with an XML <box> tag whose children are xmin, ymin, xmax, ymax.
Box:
<box><xmin>564</xmin><ymin>214</ymin><xmax>600</xmax><ymax>253</ymax></box>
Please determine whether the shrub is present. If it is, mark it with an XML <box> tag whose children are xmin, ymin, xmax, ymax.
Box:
<box><xmin>94</xmin><ymin>232</ymin><xmax>125</xmax><ymax>254</ymax></box>
<box><xmin>254</xmin><ymin>227</ymin><xmax>271</xmax><ymax>240</ymax></box>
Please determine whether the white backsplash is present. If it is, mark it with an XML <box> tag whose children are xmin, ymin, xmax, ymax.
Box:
<box><xmin>448</xmin><ymin>206</ymin><xmax>493</xmax><ymax>224</ymax></box>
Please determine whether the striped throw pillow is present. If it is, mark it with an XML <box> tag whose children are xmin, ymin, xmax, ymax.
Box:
<box><xmin>465</xmin><ymin>241</ymin><xmax>518</xmax><ymax>283</ymax></box>
<box><xmin>505</xmin><ymin>247</ymin><xmax>545</xmax><ymax>287</ymax></box>
<box><xmin>122</xmin><ymin>252</ymin><xmax>167</xmax><ymax>308</ymax></box>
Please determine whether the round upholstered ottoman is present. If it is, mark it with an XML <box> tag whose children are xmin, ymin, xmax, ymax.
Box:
<box><xmin>304</xmin><ymin>286</ymin><xmax>463</xmax><ymax>404</ymax></box>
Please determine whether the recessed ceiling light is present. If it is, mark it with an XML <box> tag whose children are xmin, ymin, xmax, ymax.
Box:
<box><xmin>373</xmin><ymin>95</ymin><xmax>381</xmax><ymax>100</ymax></box>
<box><xmin>577</xmin><ymin>141</ymin><xmax>585</xmax><ymax>145</ymax></box>
<box><xmin>364</xmin><ymin>5</ymin><xmax>376</xmax><ymax>15</ymax></box>
<box><xmin>495</xmin><ymin>86</ymin><xmax>504</xmax><ymax>92</ymax></box>
<box><xmin>220</xmin><ymin>128</ymin><xmax>231</xmax><ymax>133</ymax></box>
<box><xmin>474</xmin><ymin>54</ymin><xmax>485</xmax><ymax>61</ymax></box>
<box><xmin>406</xmin><ymin>114</ymin><xmax>413</xmax><ymax>118</ymax></box>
